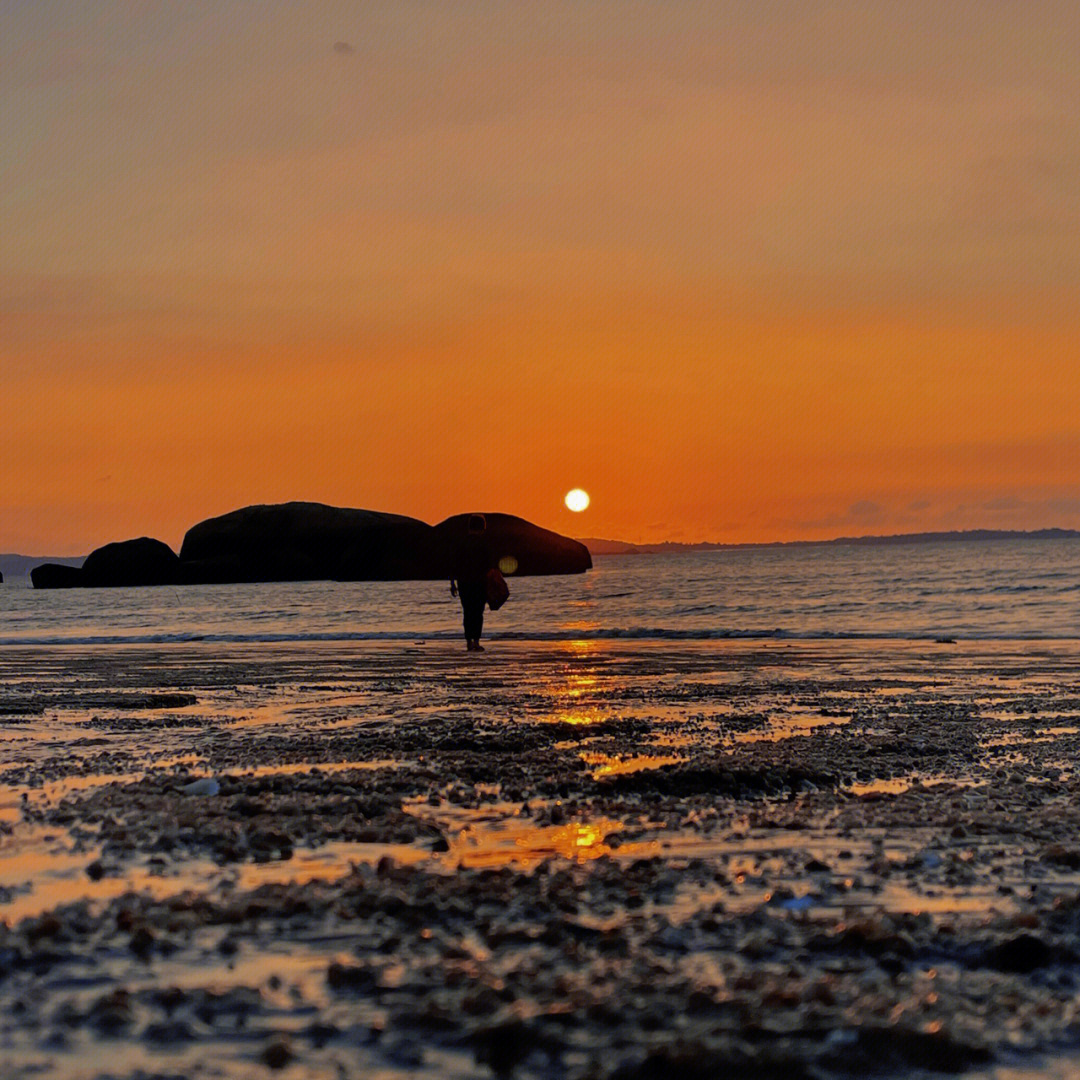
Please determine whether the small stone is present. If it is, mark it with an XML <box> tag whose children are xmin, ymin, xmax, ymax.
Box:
<box><xmin>129</xmin><ymin>925</ymin><xmax>156</xmax><ymax>959</ymax></box>
<box><xmin>182</xmin><ymin>777</ymin><xmax>220</xmax><ymax>797</ymax></box>
<box><xmin>987</xmin><ymin>932</ymin><xmax>1054</xmax><ymax>973</ymax></box>
<box><xmin>1043</xmin><ymin>844</ymin><xmax>1080</xmax><ymax>869</ymax></box>
<box><xmin>261</xmin><ymin>1036</ymin><xmax>293</xmax><ymax>1070</ymax></box>
<box><xmin>327</xmin><ymin>961</ymin><xmax>376</xmax><ymax>990</ymax></box>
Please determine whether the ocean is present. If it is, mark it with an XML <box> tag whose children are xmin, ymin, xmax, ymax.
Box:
<box><xmin>9</xmin><ymin>540</ymin><xmax>1080</xmax><ymax>1076</ymax></box>
<box><xmin>3</xmin><ymin>537</ymin><xmax>1079</xmax><ymax>645</ymax></box>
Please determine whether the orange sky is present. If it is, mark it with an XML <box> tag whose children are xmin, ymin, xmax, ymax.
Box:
<box><xmin>4</xmin><ymin>2</ymin><xmax>1080</xmax><ymax>553</ymax></box>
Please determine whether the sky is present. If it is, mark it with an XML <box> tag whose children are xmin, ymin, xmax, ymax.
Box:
<box><xmin>3</xmin><ymin>1</ymin><xmax>1079</xmax><ymax>552</ymax></box>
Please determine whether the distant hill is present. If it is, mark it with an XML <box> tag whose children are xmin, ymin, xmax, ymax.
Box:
<box><xmin>578</xmin><ymin>528</ymin><xmax>1080</xmax><ymax>555</ymax></box>
<box><xmin>0</xmin><ymin>554</ymin><xmax>84</xmax><ymax>583</ymax></box>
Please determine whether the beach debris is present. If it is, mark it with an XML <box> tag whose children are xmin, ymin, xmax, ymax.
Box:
<box><xmin>260</xmin><ymin>1035</ymin><xmax>294</xmax><ymax>1070</ymax></box>
<box><xmin>182</xmin><ymin>777</ymin><xmax>220</xmax><ymax>796</ymax></box>
<box><xmin>776</xmin><ymin>894</ymin><xmax>816</xmax><ymax>912</ymax></box>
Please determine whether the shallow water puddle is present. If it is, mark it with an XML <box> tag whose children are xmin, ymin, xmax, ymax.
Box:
<box><xmin>402</xmin><ymin>797</ymin><xmax>656</xmax><ymax>868</ymax></box>
<box><xmin>847</xmin><ymin>776</ymin><xmax>915</xmax><ymax>796</ymax></box>
<box><xmin>537</xmin><ymin>707</ymin><xmax>614</xmax><ymax>726</ymax></box>
<box><xmin>733</xmin><ymin>710</ymin><xmax>852</xmax><ymax>743</ymax></box>
<box><xmin>579</xmin><ymin>750</ymin><xmax>684</xmax><ymax>779</ymax></box>
<box><xmin>983</xmin><ymin>726</ymin><xmax>1080</xmax><ymax>748</ymax></box>
<box><xmin>846</xmin><ymin>775</ymin><xmax>986</xmax><ymax>797</ymax></box>
<box><xmin>223</xmin><ymin>759</ymin><xmax>402</xmax><ymax>780</ymax></box>
<box><xmin>0</xmin><ymin>836</ymin><xmax>438</xmax><ymax>926</ymax></box>
<box><xmin>0</xmin><ymin>824</ymin><xmax>187</xmax><ymax>924</ymax></box>
<box><xmin>0</xmin><ymin>771</ymin><xmax>144</xmax><ymax>822</ymax></box>
<box><xmin>436</xmin><ymin>807</ymin><xmax>627</xmax><ymax>868</ymax></box>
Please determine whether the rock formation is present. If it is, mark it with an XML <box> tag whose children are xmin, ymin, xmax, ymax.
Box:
<box><xmin>80</xmin><ymin>537</ymin><xmax>181</xmax><ymax>587</ymax></box>
<box><xmin>31</xmin><ymin>503</ymin><xmax>591</xmax><ymax>587</ymax></box>
<box><xmin>178</xmin><ymin>502</ymin><xmax>438</xmax><ymax>583</ymax></box>
<box><xmin>30</xmin><ymin>563</ymin><xmax>84</xmax><ymax>589</ymax></box>
<box><xmin>433</xmin><ymin>513</ymin><xmax>592</xmax><ymax>577</ymax></box>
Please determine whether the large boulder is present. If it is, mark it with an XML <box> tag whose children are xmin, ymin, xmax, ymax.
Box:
<box><xmin>177</xmin><ymin>502</ymin><xmax>590</xmax><ymax>582</ymax></box>
<box><xmin>179</xmin><ymin>502</ymin><xmax>438</xmax><ymax>583</ymax></box>
<box><xmin>31</xmin><ymin>563</ymin><xmax>84</xmax><ymax>589</ymax></box>
<box><xmin>81</xmin><ymin>537</ymin><xmax>181</xmax><ymax>587</ymax></box>
<box><xmin>433</xmin><ymin>513</ymin><xmax>592</xmax><ymax>577</ymax></box>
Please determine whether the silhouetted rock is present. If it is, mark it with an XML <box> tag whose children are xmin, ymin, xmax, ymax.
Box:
<box><xmin>433</xmin><ymin>513</ymin><xmax>592</xmax><ymax>577</ymax></box>
<box><xmin>31</xmin><ymin>563</ymin><xmax>84</xmax><ymax>589</ymax></box>
<box><xmin>179</xmin><ymin>502</ymin><xmax>437</xmax><ymax>583</ymax></box>
<box><xmin>27</xmin><ymin>505</ymin><xmax>591</xmax><ymax>590</ymax></box>
<box><xmin>177</xmin><ymin>503</ymin><xmax>590</xmax><ymax>583</ymax></box>
<box><xmin>81</xmin><ymin>538</ymin><xmax>181</xmax><ymax>588</ymax></box>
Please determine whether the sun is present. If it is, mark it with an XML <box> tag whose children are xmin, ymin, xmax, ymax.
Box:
<box><xmin>564</xmin><ymin>488</ymin><xmax>590</xmax><ymax>512</ymax></box>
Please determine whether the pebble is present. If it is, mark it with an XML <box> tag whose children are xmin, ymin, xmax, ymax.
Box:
<box><xmin>260</xmin><ymin>1036</ymin><xmax>294</xmax><ymax>1070</ymax></box>
<box><xmin>182</xmin><ymin>777</ymin><xmax>220</xmax><ymax>796</ymax></box>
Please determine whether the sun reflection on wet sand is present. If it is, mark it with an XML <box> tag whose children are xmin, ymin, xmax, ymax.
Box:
<box><xmin>580</xmin><ymin>751</ymin><xmax>684</xmax><ymax>779</ymax></box>
<box><xmin>733</xmin><ymin>710</ymin><xmax>852</xmax><ymax>743</ymax></box>
<box><xmin>0</xmin><ymin>836</ymin><xmax>438</xmax><ymax>926</ymax></box>
<box><xmin>541</xmin><ymin>708</ymin><xmax>609</xmax><ymax>726</ymax></box>
<box><xmin>450</xmin><ymin>816</ymin><xmax>626</xmax><ymax>868</ymax></box>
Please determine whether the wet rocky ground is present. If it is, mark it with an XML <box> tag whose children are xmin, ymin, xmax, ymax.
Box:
<box><xmin>4</xmin><ymin>640</ymin><xmax>1080</xmax><ymax>1078</ymax></box>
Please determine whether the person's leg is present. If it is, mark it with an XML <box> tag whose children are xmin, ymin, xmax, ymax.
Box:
<box><xmin>460</xmin><ymin>584</ymin><xmax>485</xmax><ymax>649</ymax></box>
<box><xmin>465</xmin><ymin>596</ymin><xmax>484</xmax><ymax>647</ymax></box>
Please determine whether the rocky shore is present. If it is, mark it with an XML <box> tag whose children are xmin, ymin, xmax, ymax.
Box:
<box><xmin>4</xmin><ymin>640</ymin><xmax>1080</xmax><ymax>1078</ymax></box>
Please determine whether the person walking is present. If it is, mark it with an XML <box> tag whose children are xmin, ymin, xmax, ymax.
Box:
<box><xmin>450</xmin><ymin>514</ymin><xmax>491</xmax><ymax>652</ymax></box>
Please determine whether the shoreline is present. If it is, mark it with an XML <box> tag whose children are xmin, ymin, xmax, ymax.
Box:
<box><xmin>5</xmin><ymin>639</ymin><xmax>1080</xmax><ymax>1077</ymax></box>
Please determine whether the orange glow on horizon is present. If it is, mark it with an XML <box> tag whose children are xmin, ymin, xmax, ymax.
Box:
<box><xmin>3</xmin><ymin>5</ymin><xmax>1079</xmax><ymax>553</ymax></box>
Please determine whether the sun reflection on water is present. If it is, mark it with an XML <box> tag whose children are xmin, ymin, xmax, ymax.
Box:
<box><xmin>562</xmin><ymin>640</ymin><xmax>598</xmax><ymax>656</ymax></box>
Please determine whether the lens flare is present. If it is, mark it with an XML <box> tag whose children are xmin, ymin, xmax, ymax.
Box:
<box><xmin>565</xmin><ymin>488</ymin><xmax>590</xmax><ymax>512</ymax></box>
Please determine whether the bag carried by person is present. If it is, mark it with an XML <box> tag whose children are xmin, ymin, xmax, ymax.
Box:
<box><xmin>485</xmin><ymin>567</ymin><xmax>510</xmax><ymax>610</ymax></box>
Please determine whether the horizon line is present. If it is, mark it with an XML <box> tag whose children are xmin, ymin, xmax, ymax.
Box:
<box><xmin>5</xmin><ymin>524</ymin><xmax>1080</xmax><ymax>564</ymax></box>
<box><xmin>576</xmin><ymin>525</ymin><xmax>1080</xmax><ymax>552</ymax></box>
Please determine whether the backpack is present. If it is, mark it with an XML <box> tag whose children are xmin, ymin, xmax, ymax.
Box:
<box><xmin>485</xmin><ymin>567</ymin><xmax>510</xmax><ymax>610</ymax></box>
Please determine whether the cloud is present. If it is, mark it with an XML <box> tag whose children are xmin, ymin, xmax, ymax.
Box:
<box><xmin>848</xmin><ymin>500</ymin><xmax>884</xmax><ymax>521</ymax></box>
<box><xmin>1044</xmin><ymin>497</ymin><xmax>1080</xmax><ymax>517</ymax></box>
<box><xmin>786</xmin><ymin>500</ymin><xmax>887</xmax><ymax>532</ymax></box>
<box><xmin>982</xmin><ymin>496</ymin><xmax>1026</xmax><ymax>513</ymax></box>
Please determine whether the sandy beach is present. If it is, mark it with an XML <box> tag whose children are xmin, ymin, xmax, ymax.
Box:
<box><xmin>5</xmin><ymin>638</ymin><xmax>1080</xmax><ymax>1078</ymax></box>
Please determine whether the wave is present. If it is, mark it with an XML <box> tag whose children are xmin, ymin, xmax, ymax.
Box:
<box><xmin>2</xmin><ymin>626</ymin><xmax>1078</xmax><ymax>647</ymax></box>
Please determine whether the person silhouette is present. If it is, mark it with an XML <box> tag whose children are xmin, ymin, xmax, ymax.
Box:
<box><xmin>450</xmin><ymin>514</ymin><xmax>491</xmax><ymax>652</ymax></box>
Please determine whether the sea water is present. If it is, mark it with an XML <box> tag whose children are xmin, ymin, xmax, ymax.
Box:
<box><xmin>2</xmin><ymin>539</ymin><xmax>1079</xmax><ymax>645</ymax></box>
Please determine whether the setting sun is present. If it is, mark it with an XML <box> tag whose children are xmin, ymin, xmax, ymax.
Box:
<box><xmin>565</xmin><ymin>489</ymin><xmax>590</xmax><ymax>513</ymax></box>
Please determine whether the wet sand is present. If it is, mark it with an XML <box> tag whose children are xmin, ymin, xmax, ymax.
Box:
<box><xmin>4</xmin><ymin>639</ymin><xmax>1080</xmax><ymax>1078</ymax></box>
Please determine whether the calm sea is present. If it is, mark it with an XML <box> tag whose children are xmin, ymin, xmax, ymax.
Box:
<box><xmin>2</xmin><ymin>539</ymin><xmax>1080</xmax><ymax>645</ymax></box>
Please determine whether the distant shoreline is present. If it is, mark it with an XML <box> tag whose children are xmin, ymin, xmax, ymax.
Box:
<box><xmin>5</xmin><ymin>527</ymin><xmax>1080</xmax><ymax>579</ymax></box>
<box><xmin>578</xmin><ymin>527</ymin><xmax>1080</xmax><ymax>556</ymax></box>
